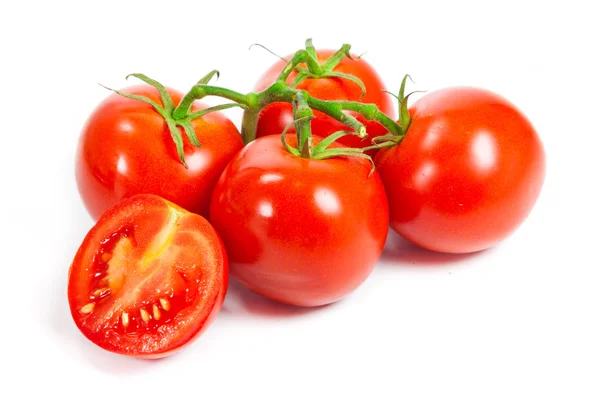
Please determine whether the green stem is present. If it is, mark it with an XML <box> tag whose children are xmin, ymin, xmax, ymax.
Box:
<box><xmin>241</xmin><ymin>82</ymin><xmax>404</xmax><ymax>143</ymax></box>
<box><xmin>187</xmin><ymin>103</ymin><xmax>241</xmax><ymax>120</ymax></box>
<box><xmin>239</xmin><ymin>82</ymin><xmax>295</xmax><ymax>144</ymax></box>
<box><xmin>276</xmin><ymin>49</ymin><xmax>322</xmax><ymax>82</ymax></box>
<box><xmin>290</xmin><ymin>71</ymin><xmax>309</xmax><ymax>88</ymax></box>
<box><xmin>169</xmin><ymin>78</ymin><xmax>403</xmax><ymax>146</ymax></box>
<box><xmin>293</xmin><ymin>91</ymin><xmax>314</xmax><ymax>158</ymax></box>
<box><xmin>173</xmin><ymin>85</ymin><xmax>250</xmax><ymax>120</ymax></box>
<box><xmin>236</xmin><ymin>41</ymin><xmax>403</xmax><ymax>144</ymax></box>
<box><xmin>241</xmin><ymin>107</ymin><xmax>261</xmax><ymax>144</ymax></box>
<box><xmin>277</xmin><ymin>50</ymin><xmax>309</xmax><ymax>82</ymax></box>
<box><xmin>335</xmin><ymin>101</ymin><xmax>404</xmax><ymax>137</ymax></box>
<box><xmin>360</xmin><ymin>140</ymin><xmax>399</xmax><ymax>153</ymax></box>
<box><xmin>306</xmin><ymin>96</ymin><xmax>366</xmax><ymax>138</ymax></box>
<box><xmin>108</xmin><ymin>49</ymin><xmax>407</xmax><ymax>169</ymax></box>
<box><xmin>320</xmin><ymin>44</ymin><xmax>353</xmax><ymax>71</ymax></box>
<box><xmin>117</xmin><ymin>42</ymin><xmax>407</xmax><ymax>156</ymax></box>
<box><xmin>239</xmin><ymin>92</ymin><xmax>261</xmax><ymax>144</ymax></box>
<box><xmin>252</xmin><ymin>84</ymin><xmax>369</xmax><ymax>141</ymax></box>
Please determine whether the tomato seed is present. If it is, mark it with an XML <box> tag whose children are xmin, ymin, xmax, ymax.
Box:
<box><xmin>101</xmin><ymin>252</ymin><xmax>112</xmax><ymax>262</ymax></box>
<box><xmin>121</xmin><ymin>311</ymin><xmax>129</xmax><ymax>327</ymax></box>
<box><xmin>140</xmin><ymin>308</ymin><xmax>150</xmax><ymax>323</ymax></box>
<box><xmin>153</xmin><ymin>304</ymin><xmax>161</xmax><ymax>320</ymax></box>
<box><xmin>92</xmin><ymin>287</ymin><xmax>110</xmax><ymax>299</ymax></box>
<box><xmin>159</xmin><ymin>298</ymin><xmax>171</xmax><ymax>311</ymax></box>
<box><xmin>80</xmin><ymin>303</ymin><xmax>95</xmax><ymax>314</ymax></box>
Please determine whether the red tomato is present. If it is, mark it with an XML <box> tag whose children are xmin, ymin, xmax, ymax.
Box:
<box><xmin>68</xmin><ymin>194</ymin><xmax>228</xmax><ymax>358</ymax></box>
<box><xmin>209</xmin><ymin>134</ymin><xmax>389</xmax><ymax>307</ymax></box>
<box><xmin>254</xmin><ymin>50</ymin><xmax>395</xmax><ymax>149</ymax></box>
<box><xmin>375</xmin><ymin>87</ymin><xmax>546</xmax><ymax>253</ymax></box>
<box><xmin>76</xmin><ymin>85</ymin><xmax>243</xmax><ymax>220</ymax></box>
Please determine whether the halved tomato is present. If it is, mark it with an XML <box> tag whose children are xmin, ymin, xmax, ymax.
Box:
<box><xmin>68</xmin><ymin>194</ymin><xmax>228</xmax><ymax>358</ymax></box>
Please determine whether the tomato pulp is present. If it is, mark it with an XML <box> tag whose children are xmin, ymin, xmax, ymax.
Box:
<box><xmin>76</xmin><ymin>85</ymin><xmax>243</xmax><ymax>220</ymax></box>
<box><xmin>68</xmin><ymin>194</ymin><xmax>228</xmax><ymax>358</ymax></box>
<box><xmin>375</xmin><ymin>87</ymin><xmax>546</xmax><ymax>253</ymax></box>
<box><xmin>253</xmin><ymin>50</ymin><xmax>395</xmax><ymax>150</ymax></box>
<box><xmin>209</xmin><ymin>135</ymin><xmax>389</xmax><ymax>307</ymax></box>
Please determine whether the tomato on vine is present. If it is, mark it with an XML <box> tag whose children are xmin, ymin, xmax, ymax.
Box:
<box><xmin>374</xmin><ymin>80</ymin><xmax>546</xmax><ymax>253</ymax></box>
<box><xmin>252</xmin><ymin>40</ymin><xmax>395</xmax><ymax>151</ymax></box>
<box><xmin>209</xmin><ymin>95</ymin><xmax>389</xmax><ymax>307</ymax></box>
<box><xmin>76</xmin><ymin>73</ymin><xmax>243</xmax><ymax>220</ymax></box>
<box><xmin>164</xmin><ymin>40</ymin><xmax>402</xmax><ymax>148</ymax></box>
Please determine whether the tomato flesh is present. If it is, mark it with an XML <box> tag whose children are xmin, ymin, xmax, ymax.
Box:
<box><xmin>68</xmin><ymin>194</ymin><xmax>228</xmax><ymax>358</ymax></box>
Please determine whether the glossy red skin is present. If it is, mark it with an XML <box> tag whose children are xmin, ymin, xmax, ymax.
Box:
<box><xmin>254</xmin><ymin>50</ymin><xmax>395</xmax><ymax>150</ymax></box>
<box><xmin>68</xmin><ymin>194</ymin><xmax>228</xmax><ymax>358</ymax></box>
<box><xmin>375</xmin><ymin>87</ymin><xmax>546</xmax><ymax>254</ymax></box>
<box><xmin>76</xmin><ymin>85</ymin><xmax>243</xmax><ymax>220</ymax></box>
<box><xmin>209</xmin><ymin>135</ymin><xmax>389</xmax><ymax>307</ymax></box>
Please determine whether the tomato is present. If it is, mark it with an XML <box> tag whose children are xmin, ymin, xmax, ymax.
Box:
<box><xmin>68</xmin><ymin>194</ymin><xmax>228</xmax><ymax>358</ymax></box>
<box><xmin>253</xmin><ymin>50</ymin><xmax>395</xmax><ymax>149</ymax></box>
<box><xmin>208</xmin><ymin>134</ymin><xmax>389</xmax><ymax>307</ymax></box>
<box><xmin>375</xmin><ymin>87</ymin><xmax>546</xmax><ymax>254</ymax></box>
<box><xmin>76</xmin><ymin>85</ymin><xmax>243</xmax><ymax>220</ymax></box>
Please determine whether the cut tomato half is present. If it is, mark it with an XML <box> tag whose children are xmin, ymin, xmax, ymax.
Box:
<box><xmin>68</xmin><ymin>194</ymin><xmax>228</xmax><ymax>358</ymax></box>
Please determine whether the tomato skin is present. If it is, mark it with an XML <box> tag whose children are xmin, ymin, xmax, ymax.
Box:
<box><xmin>254</xmin><ymin>50</ymin><xmax>395</xmax><ymax>150</ymax></box>
<box><xmin>68</xmin><ymin>194</ymin><xmax>228</xmax><ymax>358</ymax></box>
<box><xmin>209</xmin><ymin>135</ymin><xmax>389</xmax><ymax>307</ymax></box>
<box><xmin>375</xmin><ymin>87</ymin><xmax>546</xmax><ymax>254</ymax></box>
<box><xmin>76</xmin><ymin>85</ymin><xmax>243</xmax><ymax>220</ymax></box>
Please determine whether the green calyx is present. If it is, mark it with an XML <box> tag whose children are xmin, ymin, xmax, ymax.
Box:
<box><xmin>381</xmin><ymin>74</ymin><xmax>424</xmax><ymax>139</ymax></box>
<box><xmin>280</xmin><ymin>91</ymin><xmax>378</xmax><ymax>173</ymax></box>
<box><xmin>398</xmin><ymin>74</ymin><xmax>416</xmax><ymax>133</ymax></box>
<box><xmin>372</xmin><ymin>74</ymin><xmax>424</xmax><ymax>148</ymax></box>
<box><xmin>102</xmin><ymin>72</ymin><xmax>241</xmax><ymax>168</ymax></box>
<box><xmin>280</xmin><ymin>125</ymin><xmax>381</xmax><ymax>174</ymax></box>
<box><xmin>277</xmin><ymin>39</ymin><xmax>367</xmax><ymax>97</ymax></box>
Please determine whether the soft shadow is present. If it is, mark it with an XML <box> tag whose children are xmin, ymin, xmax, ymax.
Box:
<box><xmin>380</xmin><ymin>229</ymin><xmax>487</xmax><ymax>267</ymax></box>
<box><xmin>220</xmin><ymin>279</ymin><xmax>334</xmax><ymax>318</ymax></box>
<box><xmin>77</xmin><ymin>336</ymin><xmax>168</xmax><ymax>373</ymax></box>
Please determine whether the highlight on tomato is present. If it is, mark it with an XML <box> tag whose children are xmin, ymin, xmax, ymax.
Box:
<box><xmin>76</xmin><ymin>73</ymin><xmax>243</xmax><ymax>221</ymax></box>
<box><xmin>68</xmin><ymin>194</ymin><xmax>228</xmax><ymax>358</ymax></box>
<box><xmin>374</xmin><ymin>84</ymin><xmax>546</xmax><ymax>254</ymax></box>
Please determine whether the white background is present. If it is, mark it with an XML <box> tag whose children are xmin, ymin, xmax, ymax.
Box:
<box><xmin>2</xmin><ymin>1</ymin><xmax>599</xmax><ymax>399</ymax></box>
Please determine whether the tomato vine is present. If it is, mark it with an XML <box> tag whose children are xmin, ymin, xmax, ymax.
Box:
<box><xmin>105</xmin><ymin>39</ymin><xmax>410</xmax><ymax>166</ymax></box>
